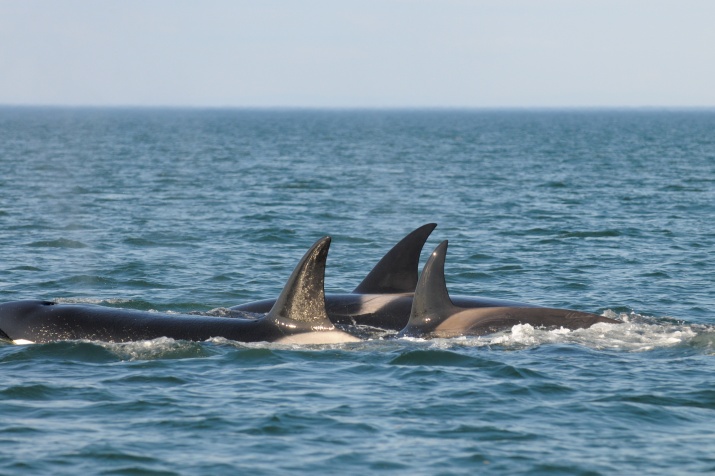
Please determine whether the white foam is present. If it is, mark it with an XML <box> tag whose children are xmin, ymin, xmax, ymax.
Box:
<box><xmin>51</xmin><ymin>297</ymin><xmax>135</xmax><ymax>305</ymax></box>
<box><xmin>453</xmin><ymin>311</ymin><xmax>701</xmax><ymax>352</ymax></box>
<box><xmin>99</xmin><ymin>337</ymin><xmax>198</xmax><ymax>360</ymax></box>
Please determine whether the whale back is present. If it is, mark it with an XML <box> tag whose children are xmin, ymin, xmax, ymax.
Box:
<box><xmin>0</xmin><ymin>236</ymin><xmax>351</xmax><ymax>344</ymax></box>
<box><xmin>400</xmin><ymin>240</ymin><xmax>621</xmax><ymax>338</ymax></box>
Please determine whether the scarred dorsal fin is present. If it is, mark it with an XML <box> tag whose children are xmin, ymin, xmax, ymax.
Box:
<box><xmin>265</xmin><ymin>237</ymin><xmax>334</xmax><ymax>330</ymax></box>
<box><xmin>353</xmin><ymin>223</ymin><xmax>437</xmax><ymax>294</ymax></box>
<box><xmin>402</xmin><ymin>240</ymin><xmax>460</xmax><ymax>335</ymax></box>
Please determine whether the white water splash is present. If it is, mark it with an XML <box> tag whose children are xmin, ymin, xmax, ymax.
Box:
<box><xmin>99</xmin><ymin>337</ymin><xmax>205</xmax><ymax>360</ymax></box>
<box><xmin>471</xmin><ymin>311</ymin><xmax>701</xmax><ymax>352</ymax></box>
<box><xmin>51</xmin><ymin>297</ymin><xmax>136</xmax><ymax>305</ymax></box>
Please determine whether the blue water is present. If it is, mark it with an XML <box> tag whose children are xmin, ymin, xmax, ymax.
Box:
<box><xmin>1</xmin><ymin>108</ymin><xmax>714</xmax><ymax>474</ymax></box>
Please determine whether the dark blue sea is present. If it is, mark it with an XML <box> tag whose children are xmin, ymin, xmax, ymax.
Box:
<box><xmin>0</xmin><ymin>108</ymin><xmax>713</xmax><ymax>474</ymax></box>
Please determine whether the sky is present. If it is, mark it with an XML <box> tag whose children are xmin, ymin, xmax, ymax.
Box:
<box><xmin>1</xmin><ymin>0</ymin><xmax>714</xmax><ymax>108</ymax></box>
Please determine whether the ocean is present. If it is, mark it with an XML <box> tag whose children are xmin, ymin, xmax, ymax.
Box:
<box><xmin>0</xmin><ymin>108</ymin><xmax>713</xmax><ymax>474</ymax></box>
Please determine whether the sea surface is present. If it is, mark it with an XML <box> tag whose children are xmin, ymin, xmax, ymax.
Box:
<box><xmin>0</xmin><ymin>108</ymin><xmax>713</xmax><ymax>474</ymax></box>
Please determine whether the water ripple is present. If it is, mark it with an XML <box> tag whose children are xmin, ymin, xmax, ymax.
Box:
<box><xmin>1</xmin><ymin>109</ymin><xmax>714</xmax><ymax>474</ymax></box>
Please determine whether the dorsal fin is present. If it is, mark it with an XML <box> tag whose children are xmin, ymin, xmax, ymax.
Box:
<box><xmin>353</xmin><ymin>223</ymin><xmax>437</xmax><ymax>294</ymax></box>
<box><xmin>265</xmin><ymin>237</ymin><xmax>334</xmax><ymax>330</ymax></box>
<box><xmin>402</xmin><ymin>240</ymin><xmax>460</xmax><ymax>334</ymax></box>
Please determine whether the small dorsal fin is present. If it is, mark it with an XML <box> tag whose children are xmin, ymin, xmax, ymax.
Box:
<box><xmin>265</xmin><ymin>237</ymin><xmax>334</xmax><ymax>330</ymax></box>
<box><xmin>403</xmin><ymin>240</ymin><xmax>459</xmax><ymax>334</ymax></box>
<box><xmin>353</xmin><ymin>223</ymin><xmax>437</xmax><ymax>294</ymax></box>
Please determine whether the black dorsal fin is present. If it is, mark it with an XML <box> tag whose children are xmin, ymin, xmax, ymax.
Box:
<box><xmin>353</xmin><ymin>223</ymin><xmax>437</xmax><ymax>294</ymax></box>
<box><xmin>403</xmin><ymin>240</ymin><xmax>460</xmax><ymax>334</ymax></box>
<box><xmin>265</xmin><ymin>237</ymin><xmax>334</xmax><ymax>330</ymax></box>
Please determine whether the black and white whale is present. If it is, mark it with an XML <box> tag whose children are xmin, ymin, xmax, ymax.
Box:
<box><xmin>0</xmin><ymin>237</ymin><xmax>360</xmax><ymax>345</ymax></box>
<box><xmin>398</xmin><ymin>241</ymin><xmax>620</xmax><ymax>339</ymax></box>
<box><xmin>232</xmin><ymin>224</ymin><xmax>538</xmax><ymax>330</ymax></box>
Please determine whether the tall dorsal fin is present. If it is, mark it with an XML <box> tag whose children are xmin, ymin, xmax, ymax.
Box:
<box><xmin>265</xmin><ymin>237</ymin><xmax>334</xmax><ymax>330</ymax></box>
<box><xmin>353</xmin><ymin>223</ymin><xmax>437</xmax><ymax>294</ymax></box>
<box><xmin>403</xmin><ymin>240</ymin><xmax>460</xmax><ymax>334</ymax></box>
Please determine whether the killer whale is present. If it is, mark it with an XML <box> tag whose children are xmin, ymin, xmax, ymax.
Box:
<box><xmin>0</xmin><ymin>237</ymin><xmax>359</xmax><ymax>345</ymax></box>
<box><xmin>232</xmin><ymin>223</ymin><xmax>538</xmax><ymax>330</ymax></box>
<box><xmin>398</xmin><ymin>241</ymin><xmax>620</xmax><ymax>339</ymax></box>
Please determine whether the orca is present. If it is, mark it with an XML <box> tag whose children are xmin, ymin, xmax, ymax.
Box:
<box><xmin>398</xmin><ymin>241</ymin><xmax>620</xmax><ymax>339</ymax></box>
<box><xmin>0</xmin><ymin>237</ymin><xmax>360</xmax><ymax>345</ymax></box>
<box><xmin>231</xmin><ymin>223</ymin><xmax>538</xmax><ymax>330</ymax></box>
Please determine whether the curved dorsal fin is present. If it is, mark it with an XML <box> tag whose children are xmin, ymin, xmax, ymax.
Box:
<box><xmin>265</xmin><ymin>237</ymin><xmax>334</xmax><ymax>329</ymax></box>
<box><xmin>403</xmin><ymin>240</ymin><xmax>459</xmax><ymax>334</ymax></box>
<box><xmin>353</xmin><ymin>223</ymin><xmax>437</xmax><ymax>294</ymax></box>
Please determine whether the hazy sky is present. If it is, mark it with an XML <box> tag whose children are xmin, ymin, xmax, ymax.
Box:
<box><xmin>1</xmin><ymin>0</ymin><xmax>714</xmax><ymax>108</ymax></box>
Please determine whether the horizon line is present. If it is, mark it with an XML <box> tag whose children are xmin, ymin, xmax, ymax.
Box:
<box><xmin>2</xmin><ymin>104</ymin><xmax>715</xmax><ymax>112</ymax></box>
